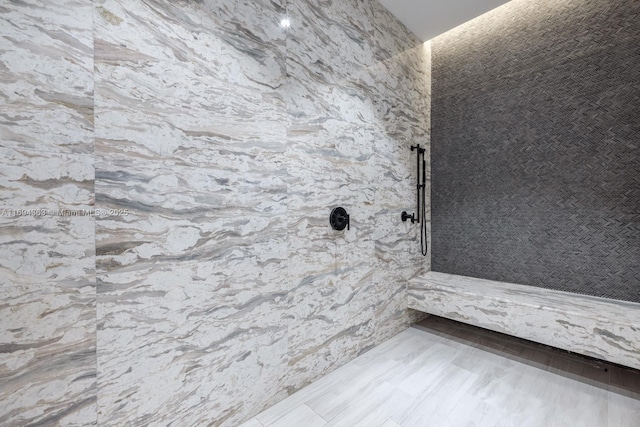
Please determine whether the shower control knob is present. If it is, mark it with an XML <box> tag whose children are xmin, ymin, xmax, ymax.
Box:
<box><xmin>401</xmin><ymin>211</ymin><xmax>415</xmax><ymax>223</ymax></box>
<box><xmin>330</xmin><ymin>207</ymin><xmax>350</xmax><ymax>231</ymax></box>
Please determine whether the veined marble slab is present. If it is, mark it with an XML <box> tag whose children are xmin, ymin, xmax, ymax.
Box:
<box><xmin>0</xmin><ymin>146</ymin><xmax>95</xmax><ymax>287</ymax></box>
<box><xmin>0</xmin><ymin>1</ymin><xmax>97</xmax><ymax>424</ymax></box>
<box><xmin>94</xmin><ymin>0</ymin><xmax>291</xmax><ymax>425</ymax></box>
<box><xmin>0</xmin><ymin>282</ymin><xmax>97</xmax><ymax>426</ymax></box>
<box><xmin>283</xmin><ymin>0</ymin><xmax>430</xmax><ymax>396</ymax></box>
<box><xmin>0</xmin><ymin>0</ymin><xmax>94</xmax><ymax>155</ymax></box>
<box><xmin>408</xmin><ymin>272</ymin><xmax>640</xmax><ymax>370</ymax></box>
<box><xmin>2</xmin><ymin>0</ymin><xmax>432</xmax><ymax>425</ymax></box>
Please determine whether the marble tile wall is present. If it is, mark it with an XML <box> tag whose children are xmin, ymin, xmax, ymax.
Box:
<box><xmin>1</xmin><ymin>0</ymin><xmax>430</xmax><ymax>425</ymax></box>
<box><xmin>284</xmin><ymin>0</ymin><xmax>430</xmax><ymax>394</ymax></box>
<box><xmin>94</xmin><ymin>0</ymin><xmax>291</xmax><ymax>424</ymax></box>
<box><xmin>0</xmin><ymin>1</ymin><xmax>97</xmax><ymax>425</ymax></box>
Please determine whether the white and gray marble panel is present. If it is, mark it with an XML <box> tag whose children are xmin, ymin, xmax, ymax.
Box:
<box><xmin>0</xmin><ymin>283</ymin><xmax>97</xmax><ymax>426</ymax></box>
<box><xmin>285</xmin><ymin>0</ymin><xmax>378</xmax><ymax>89</ymax></box>
<box><xmin>95</xmin><ymin>156</ymin><xmax>290</xmax><ymax>402</ymax></box>
<box><xmin>0</xmin><ymin>1</ymin><xmax>98</xmax><ymax>424</ymax></box>
<box><xmin>282</xmin><ymin>0</ymin><xmax>431</xmax><ymax>398</ymax></box>
<box><xmin>285</xmin><ymin>254</ymin><xmax>379</xmax><ymax>390</ymax></box>
<box><xmin>0</xmin><ymin>146</ymin><xmax>95</xmax><ymax>287</ymax></box>
<box><xmin>0</xmin><ymin>0</ymin><xmax>94</xmax><ymax>155</ymax></box>
<box><xmin>0</xmin><ymin>147</ymin><xmax>94</xmax><ymax>211</ymax></box>
<box><xmin>97</xmin><ymin>309</ymin><xmax>288</xmax><ymax>425</ymax></box>
<box><xmin>0</xmin><ymin>215</ymin><xmax>95</xmax><ymax>289</ymax></box>
<box><xmin>94</xmin><ymin>0</ymin><xmax>287</xmax><ymax>165</ymax></box>
<box><xmin>94</xmin><ymin>0</ymin><xmax>291</xmax><ymax>425</ymax></box>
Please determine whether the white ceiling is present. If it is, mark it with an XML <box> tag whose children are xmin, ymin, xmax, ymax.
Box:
<box><xmin>378</xmin><ymin>0</ymin><xmax>512</xmax><ymax>42</ymax></box>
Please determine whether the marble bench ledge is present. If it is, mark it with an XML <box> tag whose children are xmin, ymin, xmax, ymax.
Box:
<box><xmin>408</xmin><ymin>272</ymin><xmax>640</xmax><ymax>370</ymax></box>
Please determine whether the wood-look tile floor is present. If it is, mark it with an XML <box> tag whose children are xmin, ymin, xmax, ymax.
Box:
<box><xmin>241</xmin><ymin>315</ymin><xmax>640</xmax><ymax>427</ymax></box>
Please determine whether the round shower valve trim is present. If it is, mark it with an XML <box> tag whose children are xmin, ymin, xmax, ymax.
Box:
<box><xmin>330</xmin><ymin>207</ymin><xmax>350</xmax><ymax>231</ymax></box>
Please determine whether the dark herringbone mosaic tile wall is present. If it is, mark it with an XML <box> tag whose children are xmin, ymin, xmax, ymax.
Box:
<box><xmin>431</xmin><ymin>0</ymin><xmax>640</xmax><ymax>302</ymax></box>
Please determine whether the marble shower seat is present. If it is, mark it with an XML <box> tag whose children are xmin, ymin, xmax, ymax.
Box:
<box><xmin>408</xmin><ymin>272</ymin><xmax>640</xmax><ymax>370</ymax></box>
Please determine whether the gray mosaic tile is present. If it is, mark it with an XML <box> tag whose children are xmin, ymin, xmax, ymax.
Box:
<box><xmin>431</xmin><ymin>0</ymin><xmax>640</xmax><ymax>302</ymax></box>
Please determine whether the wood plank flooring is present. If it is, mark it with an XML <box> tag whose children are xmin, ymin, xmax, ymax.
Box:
<box><xmin>240</xmin><ymin>315</ymin><xmax>640</xmax><ymax>427</ymax></box>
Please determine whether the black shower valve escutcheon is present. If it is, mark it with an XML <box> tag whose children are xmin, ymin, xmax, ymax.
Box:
<box><xmin>330</xmin><ymin>207</ymin><xmax>350</xmax><ymax>231</ymax></box>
